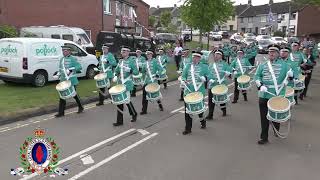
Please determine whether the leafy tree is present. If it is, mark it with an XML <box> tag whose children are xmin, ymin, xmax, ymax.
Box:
<box><xmin>167</xmin><ymin>23</ymin><xmax>178</xmax><ymax>34</ymax></box>
<box><xmin>149</xmin><ymin>16</ymin><xmax>156</xmax><ymax>28</ymax></box>
<box><xmin>160</xmin><ymin>11</ymin><xmax>171</xmax><ymax>28</ymax></box>
<box><xmin>181</xmin><ymin>0</ymin><xmax>234</xmax><ymax>49</ymax></box>
<box><xmin>292</xmin><ymin>0</ymin><xmax>320</xmax><ymax>5</ymax></box>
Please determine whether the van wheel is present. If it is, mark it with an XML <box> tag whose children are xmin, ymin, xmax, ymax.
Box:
<box><xmin>32</xmin><ymin>71</ymin><xmax>48</xmax><ymax>87</ymax></box>
<box><xmin>86</xmin><ymin>65</ymin><xmax>96</xmax><ymax>79</ymax></box>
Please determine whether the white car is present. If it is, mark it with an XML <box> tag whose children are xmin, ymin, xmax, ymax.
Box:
<box><xmin>256</xmin><ymin>35</ymin><xmax>271</xmax><ymax>41</ymax></box>
<box><xmin>181</xmin><ymin>29</ymin><xmax>191</xmax><ymax>35</ymax></box>
<box><xmin>243</xmin><ymin>38</ymin><xmax>256</xmax><ymax>45</ymax></box>
<box><xmin>271</xmin><ymin>37</ymin><xmax>287</xmax><ymax>44</ymax></box>
<box><xmin>244</xmin><ymin>33</ymin><xmax>256</xmax><ymax>40</ymax></box>
<box><xmin>230</xmin><ymin>33</ymin><xmax>244</xmax><ymax>44</ymax></box>
<box><xmin>209</xmin><ymin>32</ymin><xmax>222</xmax><ymax>41</ymax></box>
<box><xmin>0</xmin><ymin>38</ymin><xmax>98</xmax><ymax>87</ymax></box>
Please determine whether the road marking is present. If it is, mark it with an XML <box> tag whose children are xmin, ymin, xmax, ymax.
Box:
<box><xmin>19</xmin><ymin>128</ymin><xmax>136</xmax><ymax>180</ymax></box>
<box><xmin>80</xmin><ymin>154</ymin><xmax>95</xmax><ymax>165</ymax></box>
<box><xmin>68</xmin><ymin>133</ymin><xmax>158</xmax><ymax>180</ymax></box>
<box><xmin>137</xmin><ymin>129</ymin><xmax>150</xmax><ymax>136</ymax></box>
<box><xmin>0</xmin><ymin>126</ymin><xmax>10</xmax><ymax>130</ymax></box>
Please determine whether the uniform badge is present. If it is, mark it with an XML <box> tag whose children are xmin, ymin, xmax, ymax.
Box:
<box><xmin>10</xmin><ymin>127</ymin><xmax>68</xmax><ymax>177</ymax></box>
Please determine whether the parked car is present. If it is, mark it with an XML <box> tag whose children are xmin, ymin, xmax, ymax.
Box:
<box><xmin>154</xmin><ymin>33</ymin><xmax>178</xmax><ymax>45</ymax></box>
<box><xmin>218</xmin><ymin>31</ymin><xmax>229</xmax><ymax>38</ymax></box>
<box><xmin>243</xmin><ymin>38</ymin><xmax>256</xmax><ymax>45</ymax></box>
<box><xmin>230</xmin><ymin>33</ymin><xmax>244</xmax><ymax>44</ymax></box>
<box><xmin>95</xmin><ymin>31</ymin><xmax>155</xmax><ymax>58</ymax></box>
<box><xmin>181</xmin><ymin>29</ymin><xmax>191</xmax><ymax>35</ymax></box>
<box><xmin>256</xmin><ymin>35</ymin><xmax>271</xmax><ymax>41</ymax></box>
<box><xmin>0</xmin><ymin>38</ymin><xmax>98</xmax><ymax>87</ymax></box>
<box><xmin>210</xmin><ymin>32</ymin><xmax>222</xmax><ymax>41</ymax></box>
<box><xmin>271</xmin><ymin>37</ymin><xmax>287</xmax><ymax>45</ymax></box>
<box><xmin>244</xmin><ymin>33</ymin><xmax>256</xmax><ymax>40</ymax></box>
<box><xmin>257</xmin><ymin>39</ymin><xmax>274</xmax><ymax>54</ymax></box>
<box><xmin>183</xmin><ymin>34</ymin><xmax>191</xmax><ymax>42</ymax></box>
<box><xmin>285</xmin><ymin>36</ymin><xmax>300</xmax><ymax>44</ymax></box>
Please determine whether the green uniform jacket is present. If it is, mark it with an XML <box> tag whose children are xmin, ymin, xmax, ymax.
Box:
<box><xmin>289</xmin><ymin>51</ymin><xmax>305</xmax><ymax>74</ymax></box>
<box><xmin>182</xmin><ymin>63</ymin><xmax>211</xmax><ymax>96</ymax></box>
<box><xmin>99</xmin><ymin>52</ymin><xmax>117</xmax><ymax>78</ymax></box>
<box><xmin>114</xmin><ymin>56</ymin><xmax>139</xmax><ymax>91</ymax></box>
<box><xmin>208</xmin><ymin>60</ymin><xmax>232</xmax><ymax>89</ymax></box>
<box><xmin>179</xmin><ymin>56</ymin><xmax>192</xmax><ymax>72</ymax></box>
<box><xmin>230</xmin><ymin>57</ymin><xmax>252</xmax><ymax>79</ymax></box>
<box><xmin>200</xmin><ymin>50</ymin><xmax>210</xmax><ymax>64</ymax></box>
<box><xmin>229</xmin><ymin>49</ymin><xmax>237</xmax><ymax>60</ymax></box>
<box><xmin>222</xmin><ymin>46</ymin><xmax>231</xmax><ymax>57</ymax></box>
<box><xmin>141</xmin><ymin>58</ymin><xmax>164</xmax><ymax>85</ymax></box>
<box><xmin>282</xmin><ymin>57</ymin><xmax>299</xmax><ymax>87</ymax></box>
<box><xmin>59</xmin><ymin>55</ymin><xmax>82</xmax><ymax>86</ymax></box>
<box><xmin>255</xmin><ymin>58</ymin><xmax>290</xmax><ymax>99</ymax></box>
<box><xmin>156</xmin><ymin>55</ymin><xmax>169</xmax><ymax>69</ymax></box>
<box><xmin>134</xmin><ymin>55</ymin><xmax>146</xmax><ymax>72</ymax></box>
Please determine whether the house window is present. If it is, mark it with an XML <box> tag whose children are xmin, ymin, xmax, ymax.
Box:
<box><xmin>241</xmin><ymin>28</ymin><xmax>246</xmax><ymax>32</ymax></box>
<box><xmin>248</xmin><ymin>28</ymin><xmax>252</xmax><ymax>33</ymax></box>
<box><xmin>261</xmin><ymin>16</ymin><xmax>267</xmax><ymax>22</ymax></box>
<box><xmin>232</xmin><ymin>15</ymin><xmax>235</xmax><ymax>21</ymax></box>
<box><xmin>248</xmin><ymin>17</ymin><xmax>253</xmax><ymax>23</ymax></box>
<box><xmin>240</xmin><ymin>17</ymin><xmax>244</xmax><ymax>23</ymax></box>
<box><xmin>136</xmin><ymin>27</ymin><xmax>142</xmax><ymax>36</ymax></box>
<box><xmin>103</xmin><ymin>0</ymin><xmax>111</xmax><ymax>14</ymax></box>
<box><xmin>129</xmin><ymin>6</ymin><xmax>134</xmax><ymax>19</ymax></box>
<box><xmin>229</xmin><ymin>25</ymin><xmax>234</xmax><ymax>31</ymax></box>
<box><xmin>291</xmin><ymin>13</ymin><xmax>296</xmax><ymax>20</ymax></box>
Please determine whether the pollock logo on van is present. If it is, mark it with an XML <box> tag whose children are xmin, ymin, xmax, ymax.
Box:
<box><xmin>0</xmin><ymin>45</ymin><xmax>18</xmax><ymax>56</ymax></box>
<box><xmin>35</xmin><ymin>44</ymin><xmax>58</xmax><ymax>56</ymax></box>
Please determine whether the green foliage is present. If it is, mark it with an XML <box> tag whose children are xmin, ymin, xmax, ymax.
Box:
<box><xmin>167</xmin><ymin>23</ymin><xmax>178</xmax><ymax>34</ymax></box>
<box><xmin>292</xmin><ymin>0</ymin><xmax>320</xmax><ymax>5</ymax></box>
<box><xmin>149</xmin><ymin>16</ymin><xmax>156</xmax><ymax>27</ymax></box>
<box><xmin>273</xmin><ymin>31</ymin><xmax>285</xmax><ymax>37</ymax></box>
<box><xmin>0</xmin><ymin>25</ymin><xmax>18</xmax><ymax>38</ymax></box>
<box><xmin>160</xmin><ymin>11</ymin><xmax>171</xmax><ymax>28</ymax></box>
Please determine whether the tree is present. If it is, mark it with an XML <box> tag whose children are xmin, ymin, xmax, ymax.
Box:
<box><xmin>181</xmin><ymin>0</ymin><xmax>234</xmax><ymax>49</ymax></box>
<box><xmin>167</xmin><ymin>23</ymin><xmax>178</xmax><ymax>34</ymax></box>
<box><xmin>149</xmin><ymin>16</ymin><xmax>156</xmax><ymax>28</ymax></box>
<box><xmin>292</xmin><ymin>0</ymin><xmax>320</xmax><ymax>5</ymax></box>
<box><xmin>0</xmin><ymin>25</ymin><xmax>18</xmax><ymax>38</ymax></box>
<box><xmin>160</xmin><ymin>11</ymin><xmax>171</xmax><ymax>28</ymax></box>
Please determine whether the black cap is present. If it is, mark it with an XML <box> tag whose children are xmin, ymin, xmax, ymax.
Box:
<box><xmin>291</xmin><ymin>42</ymin><xmax>300</xmax><ymax>46</ymax></box>
<box><xmin>102</xmin><ymin>44</ymin><xmax>109</xmax><ymax>49</ymax></box>
<box><xmin>121</xmin><ymin>46</ymin><xmax>131</xmax><ymax>52</ymax></box>
<box><xmin>237</xmin><ymin>49</ymin><xmax>245</xmax><ymax>53</ymax></box>
<box><xmin>182</xmin><ymin>48</ymin><xmax>190</xmax><ymax>52</ymax></box>
<box><xmin>280</xmin><ymin>47</ymin><xmax>291</xmax><ymax>52</ymax></box>
<box><xmin>61</xmin><ymin>45</ymin><xmax>71</xmax><ymax>50</ymax></box>
<box><xmin>268</xmin><ymin>44</ymin><xmax>280</xmax><ymax>52</ymax></box>
<box><xmin>146</xmin><ymin>49</ymin><xmax>154</xmax><ymax>54</ymax></box>
<box><xmin>192</xmin><ymin>51</ymin><xmax>203</xmax><ymax>57</ymax></box>
<box><xmin>214</xmin><ymin>49</ymin><xmax>224</xmax><ymax>56</ymax></box>
<box><xmin>136</xmin><ymin>49</ymin><xmax>142</xmax><ymax>53</ymax></box>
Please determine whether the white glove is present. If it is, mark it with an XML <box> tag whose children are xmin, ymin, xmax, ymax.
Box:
<box><xmin>209</xmin><ymin>79</ymin><xmax>215</xmax><ymax>84</ymax></box>
<box><xmin>293</xmin><ymin>78</ymin><xmax>299</xmax><ymax>83</ymax></box>
<box><xmin>225</xmin><ymin>72</ymin><xmax>231</xmax><ymax>77</ymax></box>
<box><xmin>200</xmin><ymin>76</ymin><xmax>206</xmax><ymax>82</ymax></box>
<box><xmin>303</xmin><ymin>59</ymin><xmax>307</xmax><ymax>63</ymax></box>
<box><xmin>53</xmin><ymin>75</ymin><xmax>59</xmax><ymax>79</ymax></box>
<box><xmin>66</xmin><ymin>69</ymin><xmax>70</xmax><ymax>75</ymax></box>
<box><xmin>94</xmin><ymin>67</ymin><xmax>99</xmax><ymax>72</ymax></box>
<box><xmin>287</xmin><ymin>69</ymin><xmax>293</xmax><ymax>77</ymax></box>
<box><xmin>124</xmin><ymin>67</ymin><xmax>131</xmax><ymax>72</ymax></box>
<box><xmin>233</xmin><ymin>71</ymin><xmax>238</xmax><ymax>75</ymax></box>
<box><xmin>177</xmin><ymin>71</ymin><xmax>182</xmax><ymax>75</ymax></box>
<box><xmin>260</xmin><ymin>86</ymin><xmax>268</xmax><ymax>92</ymax></box>
<box><xmin>180</xmin><ymin>80</ymin><xmax>186</xmax><ymax>86</ymax></box>
<box><xmin>255</xmin><ymin>80</ymin><xmax>261</xmax><ymax>87</ymax></box>
<box><xmin>113</xmin><ymin>76</ymin><xmax>118</xmax><ymax>82</ymax></box>
<box><xmin>283</xmin><ymin>80</ymin><xmax>288</xmax><ymax>86</ymax></box>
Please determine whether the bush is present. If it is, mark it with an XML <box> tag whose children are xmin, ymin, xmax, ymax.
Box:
<box><xmin>0</xmin><ymin>25</ymin><xmax>18</xmax><ymax>38</ymax></box>
<box><xmin>273</xmin><ymin>31</ymin><xmax>285</xmax><ymax>37</ymax></box>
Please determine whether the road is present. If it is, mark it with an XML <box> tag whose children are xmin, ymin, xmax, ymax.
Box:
<box><xmin>2</xmin><ymin>54</ymin><xmax>320</xmax><ymax>180</ymax></box>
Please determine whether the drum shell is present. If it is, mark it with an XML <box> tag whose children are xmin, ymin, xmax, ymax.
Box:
<box><xmin>211</xmin><ymin>85</ymin><xmax>229</xmax><ymax>104</ymax></box>
<box><xmin>145</xmin><ymin>83</ymin><xmax>161</xmax><ymax>101</ymax></box>
<box><xmin>184</xmin><ymin>92</ymin><xmax>206</xmax><ymax>115</ymax></box>
<box><xmin>56</xmin><ymin>81</ymin><xmax>77</xmax><ymax>99</ymax></box>
<box><xmin>285</xmin><ymin>88</ymin><xmax>295</xmax><ymax>106</ymax></box>
<box><xmin>267</xmin><ymin>97</ymin><xmax>291</xmax><ymax>123</ymax></box>
<box><xmin>109</xmin><ymin>85</ymin><xmax>130</xmax><ymax>105</ymax></box>
<box><xmin>132</xmin><ymin>73</ymin><xmax>143</xmax><ymax>86</ymax></box>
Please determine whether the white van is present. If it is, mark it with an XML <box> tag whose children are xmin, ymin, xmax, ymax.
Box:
<box><xmin>0</xmin><ymin>38</ymin><xmax>98</xmax><ymax>87</ymax></box>
<box><xmin>20</xmin><ymin>26</ymin><xmax>94</xmax><ymax>50</ymax></box>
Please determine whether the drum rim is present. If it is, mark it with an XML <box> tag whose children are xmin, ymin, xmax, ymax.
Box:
<box><xmin>56</xmin><ymin>80</ymin><xmax>72</xmax><ymax>90</ymax></box>
<box><xmin>94</xmin><ymin>73</ymin><xmax>107</xmax><ymax>80</ymax></box>
<box><xmin>237</xmin><ymin>75</ymin><xmax>251</xmax><ymax>83</ymax></box>
<box><xmin>211</xmin><ymin>85</ymin><xmax>228</xmax><ymax>95</ymax></box>
<box><xmin>267</xmin><ymin>97</ymin><xmax>290</xmax><ymax>112</ymax></box>
<box><xmin>109</xmin><ymin>84</ymin><xmax>126</xmax><ymax>94</ymax></box>
<box><xmin>184</xmin><ymin>92</ymin><xmax>204</xmax><ymax>103</ymax></box>
<box><xmin>145</xmin><ymin>83</ymin><xmax>160</xmax><ymax>93</ymax></box>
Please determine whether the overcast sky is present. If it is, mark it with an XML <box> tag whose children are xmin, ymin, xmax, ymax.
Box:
<box><xmin>144</xmin><ymin>0</ymin><xmax>290</xmax><ymax>8</ymax></box>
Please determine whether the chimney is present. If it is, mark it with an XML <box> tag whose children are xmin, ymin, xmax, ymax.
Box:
<box><xmin>157</xmin><ymin>5</ymin><xmax>160</xmax><ymax>9</ymax></box>
<box><xmin>248</xmin><ymin>0</ymin><xmax>252</xmax><ymax>6</ymax></box>
<box><xmin>269</xmin><ymin>0</ymin><xmax>273</xmax><ymax>4</ymax></box>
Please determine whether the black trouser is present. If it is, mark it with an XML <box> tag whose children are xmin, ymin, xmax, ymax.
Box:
<box><xmin>141</xmin><ymin>85</ymin><xmax>163</xmax><ymax>113</ymax></box>
<box><xmin>174</xmin><ymin>55</ymin><xmax>181</xmax><ymax>70</ymax></box>
<box><xmin>158</xmin><ymin>80</ymin><xmax>167</xmax><ymax>88</ymax></box>
<box><xmin>233</xmin><ymin>79</ymin><xmax>247</xmax><ymax>101</ymax></box>
<box><xmin>294</xmin><ymin>90</ymin><xmax>300</xmax><ymax>104</ymax></box>
<box><xmin>259</xmin><ymin>98</ymin><xmax>280</xmax><ymax>141</ymax></box>
<box><xmin>185</xmin><ymin>103</ymin><xmax>204</xmax><ymax>131</ymax></box>
<box><xmin>58</xmin><ymin>86</ymin><xmax>83</xmax><ymax>115</ymax></box>
<box><xmin>131</xmin><ymin>86</ymin><xmax>137</xmax><ymax>96</ymax></box>
<box><xmin>207</xmin><ymin>89</ymin><xmax>226</xmax><ymax>117</ymax></box>
<box><xmin>116</xmin><ymin>102</ymin><xmax>137</xmax><ymax>124</ymax></box>
<box><xmin>98</xmin><ymin>88</ymin><xmax>106</xmax><ymax>104</ymax></box>
<box><xmin>301</xmin><ymin>72</ymin><xmax>312</xmax><ymax>97</ymax></box>
<box><xmin>249</xmin><ymin>56</ymin><xmax>255</xmax><ymax>66</ymax></box>
<box><xmin>180</xmin><ymin>88</ymin><xmax>184</xmax><ymax>100</ymax></box>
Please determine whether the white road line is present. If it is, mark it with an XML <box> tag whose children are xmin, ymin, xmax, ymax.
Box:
<box><xmin>80</xmin><ymin>154</ymin><xmax>95</xmax><ymax>165</ymax></box>
<box><xmin>0</xmin><ymin>126</ymin><xmax>10</xmax><ymax>130</ymax></box>
<box><xmin>171</xmin><ymin>107</ymin><xmax>184</xmax><ymax>113</ymax></box>
<box><xmin>19</xmin><ymin>128</ymin><xmax>136</xmax><ymax>180</ymax></box>
<box><xmin>137</xmin><ymin>129</ymin><xmax>150</xmax><ymax>136</ymax></box>
<box><xmin>68</xmin><ymin>133</ymin><xmax>158</xmax><ymax>180</ymax></box>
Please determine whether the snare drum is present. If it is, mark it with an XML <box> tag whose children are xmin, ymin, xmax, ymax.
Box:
<box><xmin>145</xmin><ymin>83</ymin><xmax>162</xmax><ymax>101</ymax></box>
<box><xmin>56</xmin><ymin>80</ymin><xmax>77</xmax><ymax>99</ymax></box>
<box><xmin>237</xmin><ymin>75</ymin><xmax>251</xmax><ymax>90</ymax></box>
<box><xmin>109</xmin><ymin>84</ymin><xmax>130</xmax><ymax>105</ymax></box>
<box><xmin>132</xmin><ymin>73</ymin><xmax>143</xmax><ymax>86</ymax></box>
<box><xmin>267</xmin><ymin>96</ymin><xmax>291</xmax><ymax>123</ymax></box>
<box><xmin>285</xmin><ymin>87</ymin><xmax>295</xmax><ymax>106</ymax></box>
<box><xmin>184</xmin><ymin>92</ymin><xmax>206</xmax><ymax>115</ymax></box>
<box><xmin>293</xmin><ymin>74</ymin><xmax>305</xmax><ymax>90</ymax></box>
<box><xmin>211</xmin><ymin>85</ymin><xmax>229</xmax><ymax>104</ymax></box>
<box><xmin>157</xmin><ymin>70</ymin><xmax>168</xmax><ymax>81</ymax></box>
<box><xmin>94</xmin><ymin>73</ymin><xmax>110</xmax><ymax>89</ymax></box>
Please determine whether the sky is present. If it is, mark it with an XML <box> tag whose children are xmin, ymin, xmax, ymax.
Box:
<box><xmin>143</xmin><ymin>0</ymin><xmax>290</xmax><ymax>8</ymax></box>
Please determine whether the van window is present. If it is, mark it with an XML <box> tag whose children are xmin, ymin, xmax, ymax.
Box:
<box><xmin>31</xmin><ymin>42</ymin><xmax>60</xmax><ymax>57</ymax></box>
<box><xmin>77</xmin><ymin>34</ymin><xmax>90</xmax><ymax>44</ymax></box>
<box><xmin>65</xmin><ymin>43</ymin><xmax>86</xmax><ymax>57</ymax></box>
<box><xmin>51</xmin><ymin>34</ymin><xmax>61</xmax><ymax>39</ymax></box>
<box><xmin>0</xmin><ymin>42</ymin><xmax>23</xmax><ymax>57</ymax></box>
<box><xmin>62</xmin><ymin>35</ymin><xmax>74</xmax><ymax>41</ymax></box>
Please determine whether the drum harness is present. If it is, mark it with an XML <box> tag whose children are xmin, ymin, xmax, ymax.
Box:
<box><xmin>98</xmin><ymin>54</ymin><xmax>112</xmax><ymax>97</ymax></box>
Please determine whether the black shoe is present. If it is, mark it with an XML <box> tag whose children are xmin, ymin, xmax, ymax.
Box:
<box><xmin>232</xmin><ymin>100</ymin><xmax>237</xmax><ymax>104</ymax></box>
<box><xmin>159</xmin><ymin>105</ymin><xmax>164</xmax><ymax>111</ymax></box>
<box><xmin>113</xmin><ymin>122</ymin><xmax>123</xmax><ymax>126</ymax></box>
<box><xmin>200</xmin><ymin>120</ymin><xmax>206</xmax><ymax>129</ymax></box>
<box><xmin>222</xmin><ymin>111</ymin><xmax>227</xmax><ymax>117</ymax></box>
<box><xmin>179</xmin><ymin>98</ymin><xmax>184</xmax><ymax>101</ymax></box>
<box><xmin>55</xmin><ymin>113</ymin><xmax>64</xmax><ymax>118</ymax></box>
<box><xmin>244</xmin><ymin>98</ymin><xmax>248</xmax><ymax>101</ymax></box>
<box><xmin>182</xmin><ymin>130</ymin><xmax>192</xmax><ymax>135</ymax></box>
<box><xmin>77</xmin><ymin>107</ymin><xmax>84</xmax><ymax>114</ymax></box>
<box><xmin>257</xmin><ymin>139</ymin><xmax>269</xmax><ymax>145</ymax></box>
<box><xmin>96</xmin><ymin>102</ymin><xmax>104</xmax><ymax>106</ymax></box>
<box><xmin>131</xmin><ymin>115</ymin><xmax>137</xmax><ymax>122</ymax></box>
<box><xmin>140</xmin><ymin>111</ymin><xmax>147</xmax><ymax>115</ymax></box>
<box><xmin>205</xmin><ymin>115</ymin><xmax>213</xmax><ymax>120</ymax></box>
<box><xmin>131</xmin><ymin>94</ymin><xmax>136</xmax><ymax>97</ymax></box>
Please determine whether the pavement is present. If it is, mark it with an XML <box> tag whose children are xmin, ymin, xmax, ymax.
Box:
<box><xmin>2</xmin><ymin>54</ymin><xmax>320</xmax><ymax>180</ymax></box>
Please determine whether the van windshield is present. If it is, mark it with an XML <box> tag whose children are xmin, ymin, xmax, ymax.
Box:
<box><xmin>77</xmin><ymin>34</ymin><xmax>91</xmax><ymax>44</ymax></box>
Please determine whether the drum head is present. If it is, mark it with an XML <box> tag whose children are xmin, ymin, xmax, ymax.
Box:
<box><xmin>299</xmin><ymin>74</ymin><xmax>305</xmax><ymax>81</ymax></box>
<box><xmin>184</xmin><ymin>92</ymin><xmax>203</xmax><ymax>103</ymax></box>
<box><xmin>285</xmin><ymin>87</ymin><xmax>294</xmax><ymax>96</ymax></box>
<box><xmin>109</xmin><ymin>84</ymin><xmax>125</xmax><ymax>94</ymax></box>
<box><xmin>268</xmin><ymin>97</ymin><xmax>290</xmax><ymax>111</ymax></box>
<box><xmin>145</xmin><ymin>83</ymin><xmax>160</xmax><ymax>93</ymax></box>
<box><xmin>237</xmin><ymin>75</ymin><xmax>251</xmax><ymax>83</ymax></box>
<box><xmin>56</xmin><ymin>80</ymin><xmax>71</xmax><ymax>90</ymax></box>
<box><xmin>211</xmin><ymin>85</ymin><xmax>228</xmax><ymax>95</ymax></box>
<box><xmin>94</xmin><ymin>73</ymin><xmax>107</xmax><ymax>80</ymax></box>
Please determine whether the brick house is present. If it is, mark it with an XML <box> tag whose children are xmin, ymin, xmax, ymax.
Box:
<box><xmin>0</xmin><ymin>0</ymin><xmax>150</xmax><ymax>43</ymax></box>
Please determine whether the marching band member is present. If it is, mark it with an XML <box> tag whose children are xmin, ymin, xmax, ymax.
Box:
<box><xmin>55</xmin><ymin>46</ymin><xmax>84</xmax><ymax>118</ymax></box>
<box><xmin>230</xmin><ymin>49</ymin><xmax>252</xmax><ymax>103</ymax></box>
<box><xmin>112</xmin><ymin>46</ymin><xmax>138</xmax><ymax>126</ymax></box>
<box><xmin>178</xmin><ymin>49</ymin><xmax>192</xmax><ymax>101</ymax></box>
<box><xmin>156</xmin><ymin>48</ymin><xmax>169</xmax><ymax>89</ymax></box>
<box><xmin>280</xmin><ymin>47</ymin><xmax>299</xmax><ymax>89</ymax></box>
<box><xmin>300</xmin><ymin>46</ymin><xmax>316</xmax><ymax>99</ymax></box>
<box><xmin>255</xmin><ymin>44</ymin><xmax>291</xmax><ymax>145</ymax></box>
<box><xmin>96</xmin><ymin>44</ymin><xmax>117</xmax><ymax>106</ymax></box>
<box><xmin>181</xmin><ymin>52</ymin><xmax>212</xmax><ymax>135</ymax></box>
<box><xmin>140</xmin><ymin>50</ymin><xmax>164</xmax><ymax>115</ymax></box>
<box><xmin>222</xmin><ymin>43</ymin><xmax>231</xmax><ymax>64</ymax></box>
<box><xmin>131</xmin><ymin>49</ymin><xmax>146</xmax><ymax>97</ymax></box>
<box><xmin>206</xmin><ymin>50</ymin><xmax>232</xmax><ymax>120</ymax></box>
